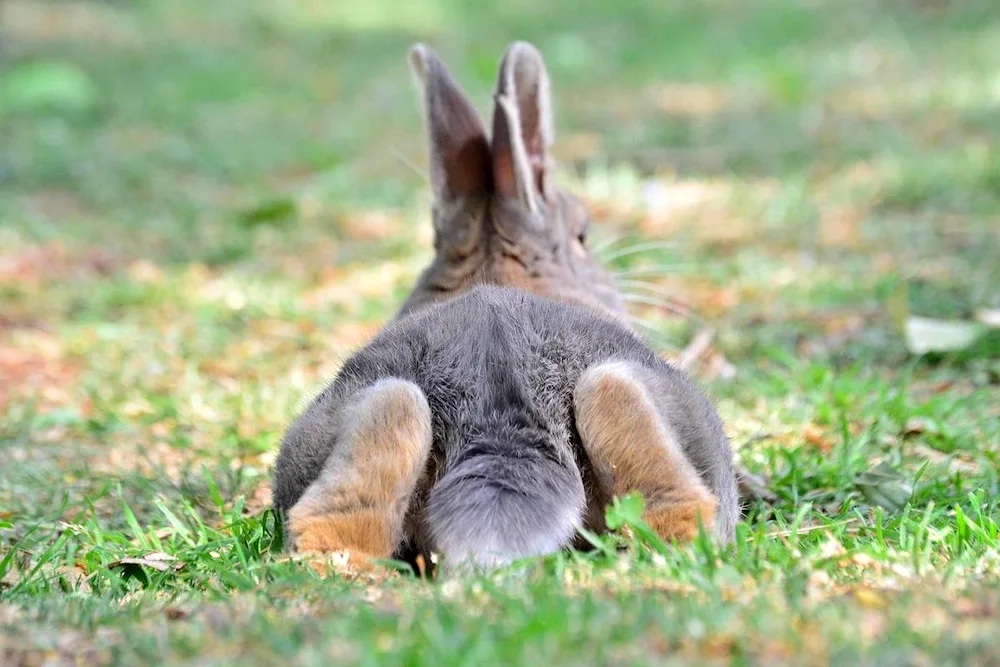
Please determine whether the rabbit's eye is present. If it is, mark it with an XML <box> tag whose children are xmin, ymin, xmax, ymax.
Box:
<box><xmin>577</xmin><ymin>231</ymin><xmax>587</xmax><ymax>246</ymax></box>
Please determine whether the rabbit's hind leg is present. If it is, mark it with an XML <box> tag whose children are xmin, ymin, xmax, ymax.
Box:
<box><xmin>287</xmin><ymin>379</ymin><xmax>432</xmax><ymax>566</ymax></box>
<box><xmin>574</xmin><ymin>362</ymin><xmax>718</xmax><ymax>542</ymax></box>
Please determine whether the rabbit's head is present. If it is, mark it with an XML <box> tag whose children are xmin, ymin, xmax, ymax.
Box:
<box><xmin>399</xmin><ymin>42</ymin><xmax>625</xmax><ymax>319</ymax></box>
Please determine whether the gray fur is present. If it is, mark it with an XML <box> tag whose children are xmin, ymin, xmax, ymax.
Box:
<box><xmin>492</xmin><ymin>41</ymin><xmax>553</xmax><ymax>212</ymax></box>
<box><xmin>274</xmin><ymin>286</ymin><xmax>738</xmax><ymax>565</ymax></box>
<box><xmin>272</xmin><ymin>42</ymin><xmax>739</xmax><ymax>569</ymax></box>
<box><xmin>409</xmin><ymin>44</ymin><xmax>492</xmax><ymax>203</ymax></box>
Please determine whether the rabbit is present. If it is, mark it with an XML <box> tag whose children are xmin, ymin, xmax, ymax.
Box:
<box><xmin>272</xmin><ymin>42</ymin><xmax>739</xmax><ymax>571</ymax></box>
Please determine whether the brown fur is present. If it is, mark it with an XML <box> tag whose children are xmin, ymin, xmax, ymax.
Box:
<box><xmin>574</xmin><ymin>362</ymin><xmax>719</xmax><ymax>541</ymax></box>
<box><xmin>278</xmin><ymin>43</ymin><xmax>742</xmax><ymax>568</ymax></box>
<box><xmin>400</xmin><ymin>189</ymin><xmax>625</xmax><ymax>321</ymax></box>
<box><xmin>289</xmin><ymin>510</ymin><xmax>394</xmax><ymax>565</ymax></box>
<box><xmin>286</xmin><ymin>380</ymin><xmax>432</xmax><ymax>562</ymax></box>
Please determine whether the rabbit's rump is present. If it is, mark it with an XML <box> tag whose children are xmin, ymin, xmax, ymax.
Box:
<box><xmin>274</xmin><ymin>285</ymin><xmax>737</xmax><ymax>568</ymax></box>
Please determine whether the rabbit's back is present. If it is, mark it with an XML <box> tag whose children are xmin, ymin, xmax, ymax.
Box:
<box><xmin>274</xmin><ymin>285</ymin><xmax>736</xmax><ymax>559</ymax></box>
<box><xmin>390</xmin><ymin>286</ymin><xmax>656</xmax><ymax>456</ymax></box>
<box><xmin>342</xmin><ymin>285</ymin><xmax>730</xmax><ymax>485</ymax></box>
<box><xmin>277</xmin><ymin>286</ymin><xmax>647</xmax><ymax>506</ymax></box>
<box><xmin>385</xmin><ymin>285</ymin><xmax>669</xmax><ymax>563</ymax></box>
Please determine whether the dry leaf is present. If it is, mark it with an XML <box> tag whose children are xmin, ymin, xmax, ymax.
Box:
<box><xmin>108</xmin><ymin>552</ymin><xmax>181</xmax><ymax>572</ymax></box>
<box><xmin>817</xmin><ymin>536</ymin><xmax>847</xmax><ymax>561</ymax></box>
<box><xmin>802</xmin><ymin>423</ymin><xmax>834</xmax><ymax>452</ymax></box>
<box><xmin>819</xmin><ymin>207</ymin><xmax>864</xmax><ymax>249</ymax></box>
<box><xmin>910</xmin><ymin>444</ymin><xmax>980</xmax><ymax>474</ymax></box>
<box><xmin>676</xmin><ymin>328</ymin><xmax>715</xmax><ymax>372</ymax></box>
<box><xmin>648</xmin><ymin>82</ymin><xmax>730</xmax><ymax>118</ymax></box>
<box><xmin>736</xmin><ymin>468</ymin><xmax>777</xmax><ymax>504</ymax></box>
<box><xmin>164</xmin><ymin>607</ymin><xmax>189</xmax><ymax>621</ymax></box>
<box><xmin>854</xmin><ymin>588</ymin><xmax>888</xmax><ymax>609</ymax></box>
<box><xmin>904</xmin><ymin>316</ymin><xmax>985</xmax><ymax>355</ymax></box>
<box><xmin>243</xmin><ymin>482</ymin><xmax>273</xmax><ymax>516</ymax></box>
<box><xmin>339</xmin><ymin>210</ymin><xmax>403</xmax><ymax>241</ymax></box>
<box><xmin>127</xmin><ymin>259</ymin><xmax>163</xmax><ymax>284</ymax></box>
<box><xmin>58</xmin><ymin>565</ymin><xmax>91</xmax><ymax>593</ymax></box>
<box><xmin>975</xmin><ymin>309</ymin><xmax>1000</xmax><ymax>328</ymax></box>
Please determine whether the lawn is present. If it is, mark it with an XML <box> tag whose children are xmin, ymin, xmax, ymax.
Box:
<box><xmin>2</xmin><ymin>0</ymin><xmax>999</xmax><ymax>664</ymax></box>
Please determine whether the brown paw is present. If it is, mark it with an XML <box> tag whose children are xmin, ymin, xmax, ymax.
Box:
<box><xmin>644</xmin><ymin>495</ymin><xmax>719</xmax><ymax>543</ymax></box>
<box><xmin>305</xmin><ymin>552</ymin><xmax>380</xmax><ymax>577</ymax></box>
<box><xmin>576</xmin><ymin>361</ymin><xmax>721</xmax><ymax>544</ymax></box>
<box><xmin>284</xmin><ymin>379</ymin><xmax>433</xmax><ymax>561</ymax></box>
<box><xmin>288</xmin><ymin>508</ymin><xmax>394</xmax><ymax>557</ymax></box>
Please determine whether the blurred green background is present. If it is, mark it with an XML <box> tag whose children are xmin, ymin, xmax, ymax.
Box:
<box><xmin>4</xmin><ymin>0</ymin><xmax>998</xmax><ymax>263</ymax></box>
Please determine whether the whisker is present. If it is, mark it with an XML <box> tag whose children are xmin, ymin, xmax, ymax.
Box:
<box><xmin>629</xmin><ymin>316</ymin><xmax>658</xmax><ymax>332</ymax></box>
<box><xmin>629</xmin><ymin>315</ymin><xmax>665</xmax><ymax>336</ymax></box>
<box><xmin>676</xmin><ymin>327</ymin><xmax>715</xmax><ymax>372</ymax></box>
<box><xmin>621</xmin><ymin>293</ymin><xmax>703</xmax><ymax>322</ymax></box>
<box><xmin>390</xmin><ymin>147</ymin><xmax>429</xmax><ymax>182</ymax></box>
<box><xmin>612</xmin><ymin>266</ymin><xmax>690</xmax><ymax>279</ymax></box>
<box><xmin>628</xmin><ymin>317</ymin><xmax>681</xmax><ymax>350</ymax></box>
<box><xmin>588</xmin><ymin>234</ymin><xmax>629</xmax><ymax>255</ymax></box>
<box><xmin>618</xmin><ymin>282</ymin><xmax>703</xmax><ymax>318</ymax></box>
<box><xmin>615</xmin><ymin>278</ymin><xmax>683</xmax><ymax>293</ymax></box>
<box><xmin>598</xmin><ymin>240</ymin><xmax>678</xmax><ymax>263</ymax></box>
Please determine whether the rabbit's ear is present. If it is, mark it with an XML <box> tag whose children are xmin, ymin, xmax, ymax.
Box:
<box><xmin>491</xmin><ymin>42</ymin><xmax>554</xmax><ymax>214</ymax></box>
<box><xmin>410</xmin><ymin>44</ymin><xmax>491</xmax><ymax>201</ymax></box>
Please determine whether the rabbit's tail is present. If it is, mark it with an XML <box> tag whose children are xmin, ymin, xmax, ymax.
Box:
<box><xmin>426</xmin><ymin>435</ymin><xmax>585</xmax><ymax>571</ymax></box>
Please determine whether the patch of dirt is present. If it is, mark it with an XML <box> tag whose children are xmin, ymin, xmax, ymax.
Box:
<box><xmin>0</xmin><ymin>243</ymin><xmax>119</xmax><ymax>289</ymax></box>
<box><xmin>3</xmin><ymin>0</ymin><xmax>143</xmax><ymax>50</ymax></box>
<box><xmin>645</xmin><ymin>81</ymin><xmax>735</xmax><ymax>119</ymax></box>
<box><xmin>0</xmin><ymin>334</ymin><xmax>80</xmax><ymax>414</ymax></box>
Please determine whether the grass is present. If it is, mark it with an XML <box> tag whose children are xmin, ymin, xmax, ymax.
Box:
<box><xmin>2</xmin><ymin>0</ymin><xmax>999</xmax><ymax>664</ymax></box>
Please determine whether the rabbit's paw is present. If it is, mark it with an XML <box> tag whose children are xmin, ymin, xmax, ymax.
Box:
<box><xmin>288</xmin><ymin>508</ymin><xmax>393</xmax><ymax>563</ymax></box>
<box><xmin>575</xmin><ymin>360</ymin><xmax>720</xmax><ymax>543</ymax></box>
<box><xmin>283</xmin><ymin>378</ymin><xmax>434</xmax><ymax>564</ymax></box>
<box><xmin>644</xmin><ymin>494</ymin><xmax>719</xmax><ymax>542</ymax></box>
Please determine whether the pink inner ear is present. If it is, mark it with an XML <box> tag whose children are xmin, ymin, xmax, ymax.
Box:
<box><xmin>444</xmin><ymin>138</ymin><xmax>493</xmax><ymax>199</ymax></box>
<box><xmin>492</xmin><ymin>109</ymin><xmax>519</xmax><ymax>201</ymax></box>
<box><xmin>419</xmin><ymin>56</ymin><xmax>491</xmax><ymax>201</ymax></box>
<box><xmin>527</xmin><ymin>140</ymin><xmax>546</xmax><ymax>194</ymax></box>
<box><xmin>490</xmin><ymin>43</ymin><xmax>554</xmax><ymax>206</ymax></box>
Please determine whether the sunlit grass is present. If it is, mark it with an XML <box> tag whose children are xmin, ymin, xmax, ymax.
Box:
<box><xmin>2</xmin><ymin>0</ymin><xmax>999</xmax><ymax>663</ymax></box>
